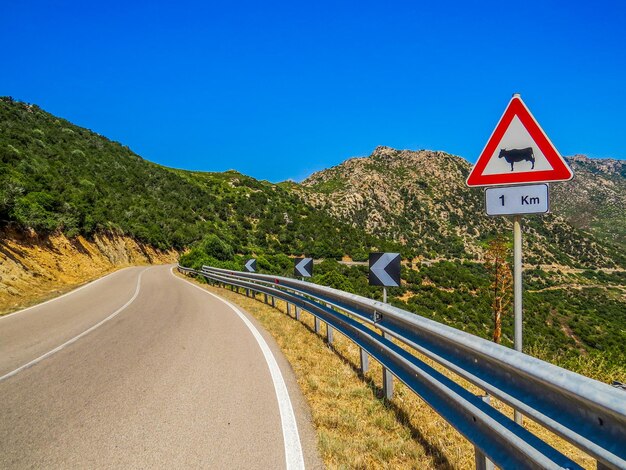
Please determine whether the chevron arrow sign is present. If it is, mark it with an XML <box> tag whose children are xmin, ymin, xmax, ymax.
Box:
<box><xmin>369</xmin><ymin>253</ymin><xmax>401</xmax><ymax>287</ymax></box>
<box><xmin>294</xmin><ymin>258</ymin><xmax>313</xmax><ymax>278</ymax></box>
<box><xmin>245</xmin><ymin>259</ymin><xmax>257</xmax><ymax>273</ymax></box>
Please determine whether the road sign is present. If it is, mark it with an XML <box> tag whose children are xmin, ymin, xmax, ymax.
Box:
<box><xmin>467</xmin><ymin>95</ymin><xmax>573</xmax><ymax>187</ymax></box>
<box><xmin>245</xmin><ymin>259</ymin><xmax>257</xmax><ymax>273</ymax></box>
<box><xmin>294</xmin><ymin>258</ymin><xmax>313</xmax><ymax>278</ymax></box>
<box><xmin>369</xmin><ymin>253</ymin><xmax>401</xmax><ymax>287</ymax></box>
<box><xmin>485</xmin><ymin>184</ymin><xmax>549</xmax><ymax>216</ymax></box>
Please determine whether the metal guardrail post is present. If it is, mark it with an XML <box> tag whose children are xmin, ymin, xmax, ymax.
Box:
<box><xmin>295</xmin><ymin>307</ymin><xmax>301</xmax><ymax>321</ymax></box>
<box><xmin>314</xmin><ymin>317</ymin><xmax>321</xmax><ymax>334</ymax></box>
<box><xmin>264</xmin><ymin>293</ymin><xmax>268</xmax><ymax>304</ymax></box>
<box><xmin>325</xmin><ymin>304</ymin><xmax>334</xmax><ymax>343</ymax></box>
<box><xmin>475</xmin><ymin>395</ymin><xmax>495</xmax><ymax>470</ymax></box>
<box><xmin>287</xmin><ymin>303</ymin><xmax>292</xmax><ymax>316</ymax></box>
<box><xmin>383</xmin><ymin>331</ymin><xmax>394</xmax><ymax>400</ymax></box>
<box><xmin>360</xmin><ymin>348</ymin><xmax>369</xmax><ymax>373</ymax></box>
<box><xmin>271</xmin><ymin>296</ymin><xmax>276</xmax><ymax>307</ymax></box>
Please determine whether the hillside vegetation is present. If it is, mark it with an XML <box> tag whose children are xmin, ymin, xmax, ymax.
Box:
<box><xmin>298</xmin><ymin>146</ymin><xmax>626</xmax><ymax>268</ymax></box>
<box><xmin>0</xmin><ymin>97</ymin><xmax>393</xmax><ymax>258</ymax></box>
<box><xmin>553</xmin><ymin>155</ymin><xmax>626</xmax><ymax>250</ymax></box>
<box><xmin>1</xmin><ymin>97</ymin><xmax>624</xmax><ymax>374</ymax></box>
<box><xmin>2</xmin><ymin>97</ymin><xmax>623</xmax><ymax>266</ymax></box>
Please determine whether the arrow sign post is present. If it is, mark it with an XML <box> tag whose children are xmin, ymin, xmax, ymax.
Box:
<box><xmin>243</xmin><ymin>259</ymin><xmax>257</xmax><ymax>297</ymax></box>
<box><xmin>467</xmin><ymin>94</ymin><xmax>574</xmax><ymax>426</ymax></box>
<box><xmin>244</xmin><ymin>259</ymin><xmax>257</xmax><ymax>273</ymax></box>
<box><xmin>369</xmin><ymin>252</ymin><xmax>401</xmax><ymax>400</ymax></box>
<box><xmin>294</xmin><ymin>258</ymin><xmax>313</xmax><ymax>278</ymax></box>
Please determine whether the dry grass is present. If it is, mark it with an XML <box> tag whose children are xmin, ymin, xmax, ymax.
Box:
<box><xmin>183</xmin><ymin>277</ymin><xmax>599</xmax><ymax>469</ymax></box>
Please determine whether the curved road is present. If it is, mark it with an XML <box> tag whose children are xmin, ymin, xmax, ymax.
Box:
<box><xmin>0</xmin><ymin>265</ymin><xmax>321</xmax><ymax>469</ymax></box>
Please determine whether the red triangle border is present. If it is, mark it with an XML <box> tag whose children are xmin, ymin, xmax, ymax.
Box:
<box><xmin>466</xmin><ymin>97</ymin><xmax>573</xmax><ymax>187</ymax></box>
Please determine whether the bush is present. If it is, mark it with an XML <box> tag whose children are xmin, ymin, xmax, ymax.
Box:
<box><xmin>314</xmin><ymin>270</ymin><xmax>354</xmax><ymax>293</ymax></box>
<box><xmin>199</xmin><ymin>234</ymin><xmax>234</xmax><ymax>261</ymax></box>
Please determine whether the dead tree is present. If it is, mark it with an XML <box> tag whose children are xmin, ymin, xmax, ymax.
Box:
<box><xmin>485</xmin><ymin>235</ymin><xmax>513</xmax><ymax>344</ymax></box>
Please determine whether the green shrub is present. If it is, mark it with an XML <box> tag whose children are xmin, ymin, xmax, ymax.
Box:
<box><xmin>199</xmin><ymin>234</ymin><xmax>234</xmax><ymax>261</ymax></box>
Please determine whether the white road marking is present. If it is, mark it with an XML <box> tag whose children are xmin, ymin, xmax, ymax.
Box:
<box><xmin>172</xmin><ymin>268</ymin><xmax>305</xmax><ymax>470</ymax></box>
<box><xmin>0</xmin><ymin>267</ymin><xmax>133</xmax><ymax>320</ymax></box>
<box><xmin>0</xmin><ymin>268</ymin><xmax>149</xmax><ymax>383</ymax></box>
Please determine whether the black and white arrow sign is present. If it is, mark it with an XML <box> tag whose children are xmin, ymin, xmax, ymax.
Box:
<box><xmin>244</xmin><ymin>259</ymin><xmax>257</xmax><ymax>273</ymax></box>
<box><xmin>294</xmin><ymin>258</ymin><xmax>313</xmax><ymax>278</ymax></box>
<box><xmin>369</xmin><ymin>253</ymin><xmax>401</xmax><ymax>287</ymax></box>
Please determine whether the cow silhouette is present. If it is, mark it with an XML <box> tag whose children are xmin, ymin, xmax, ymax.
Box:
<box><xmin>498</xmin><ymin>147</ymin><xmax>535</xmax><ymax>171</ymax></box>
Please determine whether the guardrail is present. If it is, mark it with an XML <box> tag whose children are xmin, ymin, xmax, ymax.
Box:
<box><xmin>178</xmin><ymin>264</ymin><xmax>626</xmax><ymax>470</ymax></box>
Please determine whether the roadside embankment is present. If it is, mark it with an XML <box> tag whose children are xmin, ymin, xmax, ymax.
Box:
<box><xmin>0</xmin><ymin>229</ymin><xmax>177</xmax><ymax>315</ymax></box>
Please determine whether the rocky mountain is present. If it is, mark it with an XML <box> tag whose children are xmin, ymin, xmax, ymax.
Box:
<box><xmin>1</xmin><ymin>96</ymin><xmax>623</xmax><ymax>272</ymax></box>
<box><xmin>553</xmin><ymin>155</ymin><xmax>626</xmax><ymax>250</ymax></box>
<box><xmin>298</xmin><ymin>146</ymin><xmax>625</xmax><ymax>269</ymax></box>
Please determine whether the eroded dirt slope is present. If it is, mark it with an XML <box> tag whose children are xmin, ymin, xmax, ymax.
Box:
<box><xmin>0</xmin><ymin>230</ymin><xmax>177</xmax><ymax>315</ymax></box>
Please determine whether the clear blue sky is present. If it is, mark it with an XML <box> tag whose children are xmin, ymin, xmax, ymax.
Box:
<box><xmin>2</xmin><ymin>1</ymin><xmax>625</xmax><ymax>182</ymax></box>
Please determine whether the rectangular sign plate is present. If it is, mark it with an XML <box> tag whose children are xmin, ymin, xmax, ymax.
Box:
<box><xmin>485</xmin><ymin>184</ymin><xmax>549</xmax><ymax>216</ymax></box>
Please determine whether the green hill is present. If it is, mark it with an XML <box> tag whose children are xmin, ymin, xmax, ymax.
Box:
<box><xmin>1</xmin><ymin>97</ymin><xmax>624</xmax><ymax>376</ymax></box>
<box><xmin>0</xmin><ymin>97</ymin><xmax>394</xmax><ymax>257</ymax></box>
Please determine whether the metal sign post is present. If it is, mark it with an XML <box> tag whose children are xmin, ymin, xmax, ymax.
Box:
<box><xmin>513</xmin><ymin>215</ymin><xmax>523</xmax><ymax>355</ymax></box>
<box><xmin>512</xmin><ymin>215</ymin><xmax>523</xmax><ymax>425</ymax></box>
<box><xmin>369</xmin><ymin>253</ymin><xmax>401</xmax><ymax>400</ymax></box>
<box><xmin>466</xmin><ymin>93</ymin><xmax>574</xmax><ymax>427</ymax></box>
<box><xmin>381</xmin><ymin>284</ymin><xmax>392</xmax><ymax>399</ymax></box>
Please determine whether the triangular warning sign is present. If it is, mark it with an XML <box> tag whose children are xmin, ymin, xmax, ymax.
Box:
<box><xmin>466</xmin><ymin>95</ymin><xmax>573</xmax><ymax>187</ymax></box>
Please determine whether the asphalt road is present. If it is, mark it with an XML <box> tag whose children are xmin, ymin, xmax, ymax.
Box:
<box><xmin>0</xmin><ymin>265</ymin><xmax>321</xmax><ymax>469</ymax></box>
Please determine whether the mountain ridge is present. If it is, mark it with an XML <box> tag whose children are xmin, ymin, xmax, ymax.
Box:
<box><xmin>1</xmin><ymin>97</ymin><xmax>624</xmax><ymax>270</ymax></box>
<box><xmin>2</xmin><ymin>98</ymin><xmax>624</xmax><ymax>371</ymax></box>
<box><xmin>298</xmin><ymin>146</ymin><xmax>625</xmax><ymax>269</ymax></box>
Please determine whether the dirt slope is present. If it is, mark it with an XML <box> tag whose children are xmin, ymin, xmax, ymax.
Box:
<box><xmin>0</xmin><ymin>229</ymin><xmax>177</xmax><ymax>315</ymax></box>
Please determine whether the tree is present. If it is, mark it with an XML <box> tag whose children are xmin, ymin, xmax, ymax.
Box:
<box><xmin>485</xmin><ymin>235</ymin><xmax>512</xmax><ymax>344</ymax></box>
<box><xmin>200</xmin><ymin>234</ymin><xmax>234</xmax><ymax>261</ymax></box>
